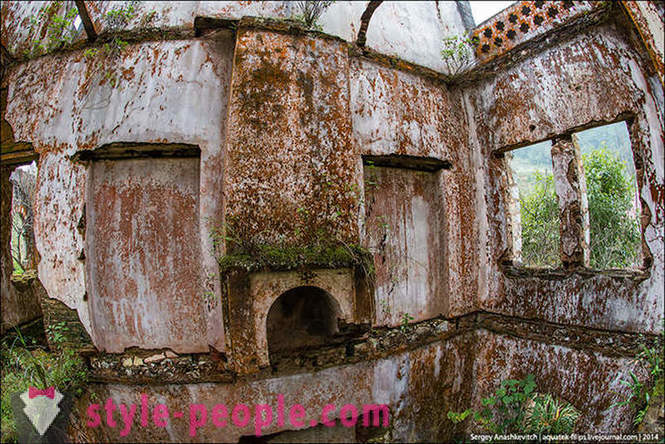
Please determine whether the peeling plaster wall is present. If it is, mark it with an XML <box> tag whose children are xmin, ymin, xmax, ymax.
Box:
<box><xmin>1</xmin><ymin>1</ymin><xmax>467</xmax><ymax>74</ymax></box>
<box><xmin>349</xmin><ymin>58</ymin><xmax>477</xmax><ymax>317</ymax></box>
<box><xmin>623</xmin><ymin>0</ymin><xmax>665</xmax><ymax>82</ymax></box>
<box><xmin>33</xmin><ymin>152</ymin><xmax>90</xmax><ymax>334</ymax></box>
<box><xmin>223</xmin><ymin>29</ymin><xmax>358</xmax><ymax>245</ymax></box>
<box><xmin>251</xmin><ymin>269</ymin><xmax>356</xmax><ymax>368</ymax></box>
<box><xmin>365</xmin><ymin>1</ymin><xmax>467</xmax><ymax>73</ymax></box>
<box><xmin>363</xmin><ymin>166</ymin><xmax>446</xmax><ymax>326</ymax></box>
<box><xmin>4</xmin><ymin>35</ymin><xmax>235</xmax><ymax>351</ymax></box>
<box><xmin>0</xmin><ymin>0</ymin><xmax>85</xmax><ymax>57</ymax></box>
<box><xmin>471</xmin><ymin>330</ymin><xmax>640</xmax><ymax>433</ymax></box>
<box><xmin>1</xmin><ymin>167</ymin><xmax>42</xmax><ymax>332</ymax></box>
<box><xmin>466</xmin><ymin>23</ymin><xmax>664</xmax><ymax>332</ymax></box>
<box><xmin>87</xmin><ymin>157</ymin><xmax>204</xmax><ymax>353</ymax></box>
<box><xmin>74</xmin><ymin>335</ymin><xmax>474</xmax><ymax>442</ymax></box>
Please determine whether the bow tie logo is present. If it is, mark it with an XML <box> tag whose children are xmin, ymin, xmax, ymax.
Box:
<box><xmin>28</xmin><ymin>386</ymin><xmax>55</xmax><ymax>399</ymax></box>
<box><xmin>19</xmin><ymin>385</ymin><xmax>63</xmax><ymax>436</ymax></box>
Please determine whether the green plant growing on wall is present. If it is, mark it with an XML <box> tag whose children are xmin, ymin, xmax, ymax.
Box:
<box><xmin>519</xmin><ymin>171</ymin><xmax>560</xmax><ymax>267</ymax></box>
<box><xmin>24</xmin><ymin>1</ymin><xmax>80</xmax><ymax>58</ymax></box>
<box><xmin>45</xmin><ymin>321</ymin><xmax>69</xmax><ymax>346</ymax></box>
<box><xmin>291</xmin><ymin>0</ymin><xmax>335</xmax><ymax>30</ymax></box>
<box><xmin>399</xmin><ymin>312</ymin><xmax>414</xmax><ymax>332</ymax></box>
<box><xmin>612</xmin><ymin>326</ymin><xmax>664</xmax><ymax>426</ymax></box>
<box><xmin>104</xmin><ymin>1</ymin><xmax>139</xmax><ymax>30</ymax></box>
<box><xmin>523</xmin><ymin>393</ymin><xmax>581</xmax><ymax>435</ymax></box>
<box><xmin>364</xmin><ymin>160</ymin><xmax>379</xmax><ymax>188</ymax></box>
<box><xmin>83</xmin><ymin>1</ymin><xmax>145</xmax><ymax>89</ymax></box>
<box><xmin>448</xmin><ymin>374</ymin><xmax>580</xmax><ymax>435</ymax></box>
<box><xmin>440</xmin><ymin>33</ymin><xmax>478</xmax><ymax>79</ymax></box>
<box><xmin>583</xmin><ymin>148</ymin><xmax>641</xmax><ymax>269</ymax></box>
<box><xmin>380</xmin><ymin>299</ymin><xmax>392</xmax><ymax>317</ymax></box>
<box><xmin>214</xmin><ymin>216</ymin><xmax>375</xmax><ymax>283</ymax></box>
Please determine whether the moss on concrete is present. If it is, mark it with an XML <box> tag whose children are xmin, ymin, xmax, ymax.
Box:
<box><xmin>218</xmin><ymin>242</ymin><xmax>374</xmax><ymax>277</ymax></box>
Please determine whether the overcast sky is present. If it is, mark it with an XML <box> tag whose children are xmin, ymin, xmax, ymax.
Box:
<box><xmin>469</xmin><ymin>1</ymin><xmax>516</xmax><ymax>25</ymax></box>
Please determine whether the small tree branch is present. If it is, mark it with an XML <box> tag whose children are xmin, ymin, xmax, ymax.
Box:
<box><xmin>357</xmin><ymin>1</ymin><xmax>383</xmax><ymax>47</ymax></box>
<box><xmin>75</xmin><ymin>1</ymin><xmax>97</xmax><ymax>42</ymax></box>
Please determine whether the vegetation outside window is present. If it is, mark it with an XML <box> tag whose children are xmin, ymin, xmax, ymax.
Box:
<box><xmin>507</xmin><ymin>140</ymin><xmax>560</xmax><ymax>268</ymax></box>
<box><xmin>574</xmin><ymin>121</ymin><xmax>642</xmax><ymax>269</ymax></box>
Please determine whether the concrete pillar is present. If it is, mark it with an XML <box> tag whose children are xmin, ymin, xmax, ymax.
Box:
<box><xmin>551</xmin><ymin>135</ymin><xmax>590</xmax><ymax>269</ymax></box>
<box><xmin>503</xmin><ymin>152</ymin><xmax>523</xmax><ymax>264</ymax></box>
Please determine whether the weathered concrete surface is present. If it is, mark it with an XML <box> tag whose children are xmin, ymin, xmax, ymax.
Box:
<box><xmin>0</xmin><ymin>166</ymin><xmax>42</xmax><ymax>332</ymax></box>
<box><xmin>74</xmin><ymin>335</ymin><xmax>474</xmax><ymax>442</ymax></box>
<box><xmin>350</xmin><ymin>57</ymin><xmax>459</xmax><ymax>160</ymax></box>
<box><xmin>0</xmin><ymin>0</ymin><xmax>85</xmax><ymax>58</ymax></box>
<box><xmin>87</xmin><ymin>157</ymin><xmax>204</xmax><ymax>353</ymax></box>
<box><xmin>350</xmin><ymin>58</ymin><xmax>476</xmax><ymax>317</ymax></box>
<box><xmin>1</xmin><ymin>2</ymin><xmax>663</xmax><ymax>442</ymax></box>
<box><xmin>623</xmin><ymin>0</ymin><xmax>665</xmax><ymax>84</ymax></box>
<box><xmin>251</xmin><ymin>269</ymin><xmax>356</xmax><ymax>368</ymax></box>
<box><xmin>0</xmin><ymin>1</ymin><xmax>468</xmax><ymax>74</ymax></box>
<box><xmin>77</xmin><ymin>326</ymin><xmax>651</xmax><ymax>440</ymax></box>
<box><xmin>33</xmin><ymin>151</ymin><xmax>91</xmax><ymax>337</ymax></box>
<box><xmin>365</xmin><ymin>1</ymin><xmax>466</xmax><ymax>74</ymax></box>
<box><xmin>467</xmin><ymin>23</ymin><xmax>664</xmax><ymax>333</ymax></box>
<box><xmin>5</xmin><ymin>35</ymin><xmax>235</xmax><ymax>351</ymax></box>
<box><xmin>223</xmin><ymin>28</ymin><xmax>358</xmax><ymax>246</ymax></box>
<box><xmin>471</xmin><ymin>330</ymin><xmax>640</xmax><ymax>433</ymax></box>
<box><xmin>363</xmin><ymin>166</ymin><xmax>446</xmax><ymax>326</ymax></box>
<box><xmin>551</xmin><ymin>136</ymin><xmax>590</xmax><ymax>268</ymax></box>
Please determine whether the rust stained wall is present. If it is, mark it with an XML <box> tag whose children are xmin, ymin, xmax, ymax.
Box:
<box><xmin>33</xmin><ymin>152</ymin><xmax>91</xmax><ymax>335</ymax></box>
<box><xmin>0</xmin><ymin>166</ymin><xmax>42</xmax><ymax>332</ymax></box>
<box><xmin>0</xmin><ymin>0</ymin><xmax>84</xmax><ymax>58</ymax></box>
<box><xmin>74</xmin><ymin>336</ymin><xmax>474</xmax><ymax>442</ymax></box>
<box><xmin>471</xmin><ymin>330</ymin><xmax>640</xmax><ymax>432</ymax></box>
<box><xmin>467</xmin><ymin>24</ymin><xmax>664</xmax><ymax>332</ymax></box>
<box><xmin>4</xmin><ymin>36</ymin><xmax>235</xmax><ymax>351</ymax></box>
<box><xmin>350</xmin><ymin>59</ymin><xmax>477</xmax><ymax>316</ymax></box>
<box><xmin>223</xmin><ymin>29</ymin><xmax>358</xmax><ymax>246</ymax></box>
<box><xmin>622</xmin><ymin>0</ymin><xmax>665</xmax><ymax>83</ymax></box>
<box><xmin>87</xmin><ymin>158</ymin><xmax>204</xmax><ymax>353</ymax></box>
<box><xmin>363</xmin><ymin>166</ymin><xmax>446</xmax><ymax>326</ymax></box>
<box><xmin>350</xmin><ymin>58</ymin><xmax>460</xmax><ymax>160</ymax></box>
<box><xmin>250</xmin><ymin>269</ymin><xmax>356</xmax><ymax>368</ymax></box>
<box><xmin>1</xmin><ymin>3</ymin><xmax>662</xmax><ymax>441</ymax></box>
<box><xmin>472</xmin><ymin>27</ymin><xmax>641</xmax><ymax>151</ymax></box>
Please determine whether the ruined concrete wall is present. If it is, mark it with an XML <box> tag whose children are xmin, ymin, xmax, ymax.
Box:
<box><xmin>1</xmin><ymin>166</ymin><xmax>42</xmax><ymax>333</ymax></box>
<box><xmin>471</xmin><ymin>330</ymin><xmax>640</xmax><ymax>433</ymax></box>
<box><xmin>465</xmin><ymin>21</ymin><xmax>664</xmax><ymax>333</ymax></box>
<box><xmin>622</xmin><ymin>0</ymin><xmax>664</xmax><ymax>83</ymax></box>
<box><xmin>1</xmin><ymin>1</ymin><xmax>663</xmax><ymax>442</ymax></box>
<box><xmin>350</xmin><ymin>58</ymin><xmax>476</xmax><ymax>318</ymax></box>
<box><xmin>457</xmin><ymin>4</ymin><xmax>664</xmax><ymax>434</ymax></box>
<box><xmin>223</xmin><ymin>28</ymin><xmax>358</xmax><ymax>246</ymax></box>
<box><xmin>364</xmin><ymin>1</ymin><xmax>467</xmax><ymax>72</ymax></box>
<box><xmin>75</xmin><ymin>334</ymin><xmax>475</xmax><ymax>442</ymax></box>
<box><xmin>4</xmin><ymin>34</ymin><xmax>236</xmax><ymax>352</ymax></box>
<box><xmin>363</xmin><ymin>166</ymin><xmax>446</xmax><ymax>326</ymax></box>
<box><xmin>87</xmin><ymin>157</ymin><xmax>204</xmax><ymax>352</ymax></box>
<box><xmin>1</xmin><ymin>0</ymin><xmax>471</xmax><ymax>351</ymax></box>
